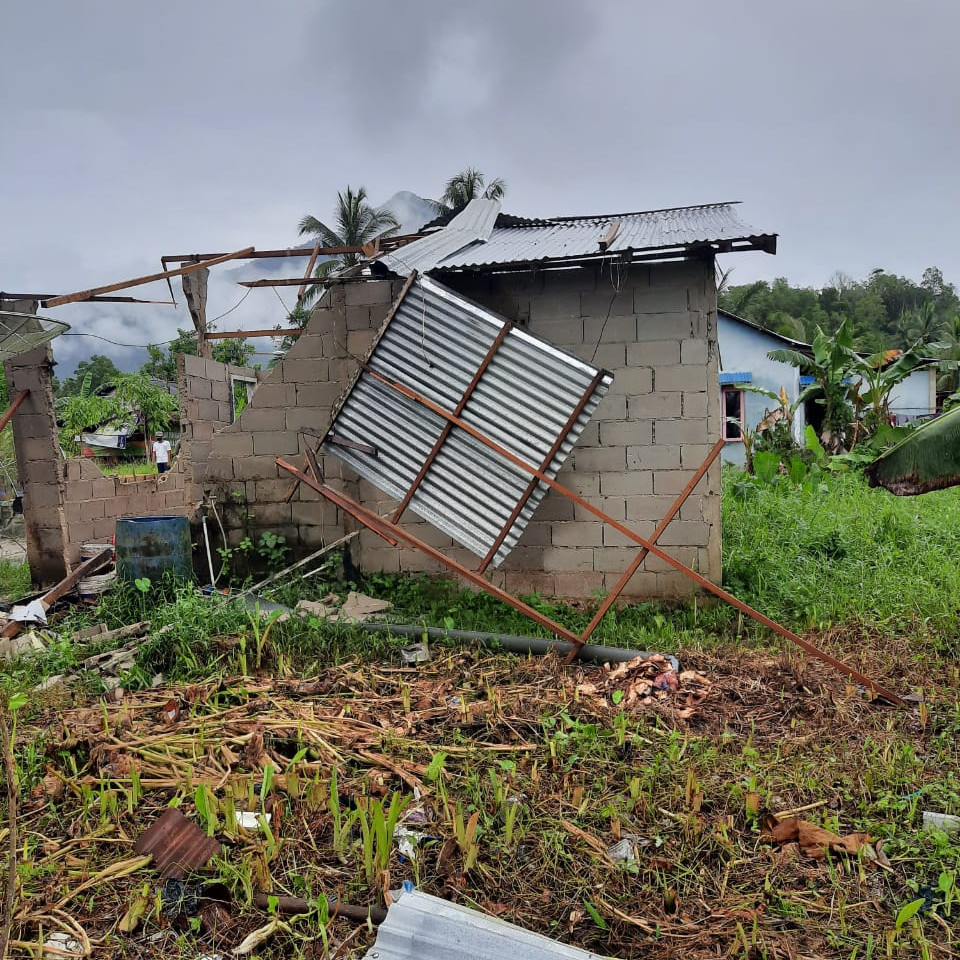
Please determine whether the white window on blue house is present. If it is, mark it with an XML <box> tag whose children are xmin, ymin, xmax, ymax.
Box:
<box><xmin>722</xmin><ymin>387</ymin><xmax>746</xmax><ymax>441</ymax></box>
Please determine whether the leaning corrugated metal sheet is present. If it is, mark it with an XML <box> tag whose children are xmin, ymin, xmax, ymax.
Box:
<box><xmin>378</xmin><ymin>199</ymin><xmax>774</xmax><ymax>276</ymax></box>
<box><xmin>362</xmin><ymin>890</ymin><xmax>618</xmax><ymax>960</ymax></box>
<box><xmin>322</xmin><ymin>275</ymin><xmax>612</xmax><ymax>567</ymax></box>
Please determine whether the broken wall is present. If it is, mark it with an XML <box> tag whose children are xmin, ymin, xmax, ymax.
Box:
<box><xmin>9</xmin><ymin>340</ymin><xmax>262</xmax><ymax>584</ymax></box>
<box><xmin>203</xmin><ymin>260</ymin><xmax>720</xmax><ymax>600</ymax></box>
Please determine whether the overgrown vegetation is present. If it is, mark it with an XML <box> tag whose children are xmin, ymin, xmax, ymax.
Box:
<box><xmin>1</xmin><ymin>472</ymin><xmax>958</xmax><ymax>958</ymax></box>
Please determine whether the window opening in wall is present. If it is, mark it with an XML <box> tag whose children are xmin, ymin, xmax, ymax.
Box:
<box><xmin>722</xmin><ymin>387</ymin><xmax>745</xmax><ymax>441</ymax></box>
<box><xmin>230</xmin><ymin>376</ymin><xmax>257</xmax><ymax>422</ymax></box>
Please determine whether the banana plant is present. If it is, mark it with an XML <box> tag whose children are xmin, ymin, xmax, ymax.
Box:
<box><xmin>866</xmin><ymin>404</ymin><xmax>960</xmax><ymax>495</ymax></box>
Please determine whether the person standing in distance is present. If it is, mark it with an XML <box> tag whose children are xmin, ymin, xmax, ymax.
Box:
<box><xmin>152</xmin><ymin>431</ymin><xmax>172</xmax><ymax>474</ymax></box>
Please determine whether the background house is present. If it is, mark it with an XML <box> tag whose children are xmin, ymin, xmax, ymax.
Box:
<box><xmin>717</xmin><ymin>310</ymin><xmax>806</xmax><ymax>466</ymax></box>
<box><xmin>718</xmin><ymin>310</ymin><xmax>939</xmax><ymax>465</ymax></box>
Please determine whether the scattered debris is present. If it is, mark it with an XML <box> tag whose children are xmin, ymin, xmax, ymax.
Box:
<box><xmin>362</xmin><ymin>888</ymin><xmax>618</xmax><ymax>960</ymax></box>
<box><xmin>134</xmin><ymin>809</ymin><xmax>222</xmax><ymax>879</ymax></box>
<box><xmin>289</xmin><ymin>591</ymin><xmax>392</xmax><ymax>623</ymax></box>
<box><xmin>235</xmin><ymin>811</ymin><xmax>270</xmax><ymax>830</ymax></box>
<box><xmin>922</xmin><ymin>811</ymin><xmax>960</xmax><ymax>834</ymax></box>
<box><xmin>761</xmin><ymin>815</ymin><xmax>871</xmax><ymax>859</ymax></box>
<box><xmin>42</xmin><ymin>931</ymin><xmax>84</xmax><ymax>959</ymax></box>
<box><xmin>0</xmin><ymin>629</ymin><xmax>47</xmax><ymax>661</ymax></box>
<box><xmin>573</xmin><ymin>654</ymin><xmax>709</xmax><ymax>717</ymax></box>
<box><xmin>400</xmin><ymin>641</ymin><xmax>431</xmax><ymax>664</ymax></box>
<box><xmin>8</xmin><ymin>598</ymin><xmax>47</xmax><ymax>625</ymax></box>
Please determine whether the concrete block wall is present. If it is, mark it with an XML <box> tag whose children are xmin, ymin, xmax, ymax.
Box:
<box><xmin>203</xmin><ymin>280</ymin><xmax>402</xmax><ymax>553</ymax></box>
<box><xmin>4</xmin><ymin>323</ymin><xmax>71</xmax><ymax>585</ymax></box>
<box><xmin>60</xmin><ymin>458</ymin><xmax>189</xmax><ymax>565</ymax></box>
<box><xmin>178</xmin><ymin>354</ymin><xmax>267</xmax><ymax>488</ymax></box>
<box><xmin>203</xmin><ymin>261</ymin><xmax>720</xmax><ymax>601</ymax></box>
<box><xmin>7</xmin><ymin>333</ymin><xmax>265</xmax><ymax>584</ymax></box>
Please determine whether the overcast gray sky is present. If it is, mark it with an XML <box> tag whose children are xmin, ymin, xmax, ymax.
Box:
<box><xmin>2</xmin><ymin>0</ymin><xmax>958</xmax><ymax>372</ymax></box>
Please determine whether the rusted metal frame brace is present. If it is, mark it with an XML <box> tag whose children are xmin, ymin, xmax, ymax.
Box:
<box><xmin>282</xmin><ymin>271</ymin><xmax>419</xmax><ymax>506</ymax></box>
<box><xmin>391</xmin><ymin>323</ymin><xmax>512</xmax><ymax>525</ymax></box>
<box><xmin>478</xmin><ymin>370</ymin><xmax>606</xmax><ymax>573</ymax></box>
<box><xmin>363</xmin><ymin>369</ymin><xmax>905</xmax><ymax>704</ymax></box>
<box><xmin>0</xmin><ymin>391</ymin><xmax>30</xmax><ymax>433</ymax></box>
<box><xmin>575</xmin><ymin>437</ymin><xmax>726</xmax><ymax>652</ymax></box>
<box><xmin>275</xmin><ymin>459</ymin><xmax>584</xmax><ymax>646</ymax></box>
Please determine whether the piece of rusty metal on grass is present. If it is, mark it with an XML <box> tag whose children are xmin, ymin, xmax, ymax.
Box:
<box><xmin>276</xmin><ymin>459</ymin><xmax>584</xmax><ymax>647</ymax></box>
<box><xmin>254</xmin><ymin>893</ymin><xmax>387</xmax><ymax>924</ymax></box>
<box><xmin>43</xmin><ymin>248</ymin><xmax>254</xmax><ymax>308</ymax></box>
<box><xmin>391</xmin><ymin>322</ymin><xmax>512</xmax><ymax>525</ymax></box>
<box><xmin>477</xmin><ymin>368</ymin><xmax>606</xmax><ymax>573</ymax></box>
<box><xmin>134</xmin><ymin>808</ymin><xmax>221</xmax><ymax>879</ymax></box>
<box><xmin>572</xmin><ymin>436</ymin><xmax>727</xmax><ymax>656</ymax></box>
<box><xmin>353</xmin><ymin>372</ymin><xmax>905</xmax><ymax>704</ymax></box>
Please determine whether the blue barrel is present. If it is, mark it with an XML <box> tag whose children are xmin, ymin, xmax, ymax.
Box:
<box><xmin>115</xmin><ymin>516</ymin><xmax>193</xmax><ymax>583</ymax></box>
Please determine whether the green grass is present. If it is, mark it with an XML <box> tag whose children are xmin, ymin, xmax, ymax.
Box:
<box><xmin>0</xmin><ymin>557</ymin><xmax>30</xmax><ymax>602</ymax></box>
<box><xmin>96</xmin><ymin>458</ymin><xmax>158</xmax><ymax>477</ymax></box>
<box><xmin>2</xmin><ymin>470</ymin><xmax>959</xmax><ymax>959</ymax></box>
<box><xmin>722</xmin><ymin>468</ymin><xmax>960</xmax><ymax>639</ymax></box>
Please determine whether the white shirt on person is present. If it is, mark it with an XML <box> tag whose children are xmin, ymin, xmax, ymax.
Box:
<box><xmin>152</xmin><ymin>439</ymin><xmax>172</xmax><ymax>464</ymax></box>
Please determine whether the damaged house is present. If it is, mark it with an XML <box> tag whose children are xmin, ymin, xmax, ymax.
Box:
<box><xmin>202</xmin><ymin>199</ymin><xmax>776</xmax><ymax>601</ymax></box>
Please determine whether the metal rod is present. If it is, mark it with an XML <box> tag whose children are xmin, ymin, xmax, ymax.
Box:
<box><xmin>359</xmin><ymin>369</ymin><xmax>905</xmax><ymax>704</ymax></box>
<box><xmin>0</xmin><ymin>391</ymin><xmax>30</xmax><ymax>434</ymax></box>
<box><xmin>391</xmin><ymin>322</ymin><xmax>511</xmax><ymax>525</ymax></box>
<box><xmin>275</xmin><ymin>459</ymin><xmax>585</xmax><ymax>647</ymax></box>
<box><xmin>296</xmin><ymin>243</ymin><xmax>322</xmax><ymax>305</ymax></box>
<box><xmin>478</xmin><ymin>369</ymin><xmax>605</xmax><ymax>573</ymax></box>
<box><xmin>204</xmin><ymin>329</ymin><xmax>301</xmax><ymax>339</ymax></box>
<box><xmin>43</xmin><ymin>247</ymin><xmax>255</xmax><ymax>308</ymax></box>
<box><xmin>573</xmin><ymin>437</ymin><xmax>726</xmax><ymax>653</ymax></box>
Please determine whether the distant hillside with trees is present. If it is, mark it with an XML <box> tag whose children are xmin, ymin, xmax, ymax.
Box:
<box><xmin>719</xmin><ymin>266</ymin><xmax>959</xmax><ymax>353</ymax></box>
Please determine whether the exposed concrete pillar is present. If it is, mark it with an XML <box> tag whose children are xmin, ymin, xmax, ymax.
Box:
<box><xmin>2</xmin><ymin>299</ymin><xmax>69</xmax><ymax>586</ymax></box>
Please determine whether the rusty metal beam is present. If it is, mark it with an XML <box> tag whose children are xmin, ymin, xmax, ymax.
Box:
<box><xmin>43</xmin><ymin>248</ymin><xmax>254</xmax><ymax>308</ymax></box>
<box><xmin>361</xmin><ymin>367</ymin><xmax>905</xmax><ymax>704</ymax></box>
<box><xmin>0</xmin><ymin>294</ymin><xmax>175</xmax><ymax>305</ymax></box>
<box><xmin>0</xmin><ymin>391</ymin><xmax>29</xmax><ymax>433</ymax></box>
<box><xmin>478</xmin><ymin>369</ymin><xmax>606</xmax><ymax>573</ymax></box>
<box><xmin>296</xmin><ymin>244</ymin><xmax>322</xmax><ymax>306</ymax></box>
<box><xmin>573</xmin><ymin>437</ymin><xmax>725</xmax><ymax>652</ymax></box>
<box><xmin>276</xmin><ymin>459</ymin><xmax>583</xmax><ymax>646</ymax></box>
<box><xmin>238</xmin><ymin>277</ymin><xmax>372</xmax><ymax>288</ymax></box>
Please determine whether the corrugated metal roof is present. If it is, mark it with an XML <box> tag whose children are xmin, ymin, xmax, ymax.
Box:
<box><xmin>379</xmin><ymin>199</ymin><xmax>501</xmax><ymax>276</ymax></box>
<box><xmin>362</xmin><ymin>890</ymin><xmax>617</xmax><ymax>960</ymax></box>
<box><xmin>378</xmin><ymin>200</ymin><xmax>774</xmax><ymax>275</ymax></box>
<box><xmin>323</xmin><ymin>275</ymin><xmax>612</xmax><ymax>567</ymax></box>
<box><xmin>718</xmin><ymin>372</ymin><xmax>752</xmax><ymax>384</ymax></box>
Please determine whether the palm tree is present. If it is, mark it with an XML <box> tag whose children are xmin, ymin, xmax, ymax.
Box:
<box><xmin>298</xmin><ymin>185</ymin><xmax>399</xmax><ymax>303</ymax></box>
<box><xmin>432</xmin><ymin>168</ymin><xmax>506</xmax><ymax>215</ymax></box>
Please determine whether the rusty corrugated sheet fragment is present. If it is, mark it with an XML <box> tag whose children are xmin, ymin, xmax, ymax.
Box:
<box><xmin>134</xmin><ymin>808</ymin><xmax>221</xmax><ymax>879</ymax></box>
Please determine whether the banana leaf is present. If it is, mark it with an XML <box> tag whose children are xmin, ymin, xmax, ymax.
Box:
<box><xmin>865</xmin><ymin>406</ymin><xmax>960</xmax><ymax>495</ymax></box>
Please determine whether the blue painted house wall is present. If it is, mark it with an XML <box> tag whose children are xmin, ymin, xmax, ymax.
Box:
<box><xmin>717</xmin><ymin>312</ymin><xmax>805</xmax><ymax>466</ymax></box>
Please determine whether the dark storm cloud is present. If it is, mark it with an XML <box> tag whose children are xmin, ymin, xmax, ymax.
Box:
<box><xmin>1</xmin><ymin>1</ymin><xmax>958</xmax><ymax>374</ymax></box>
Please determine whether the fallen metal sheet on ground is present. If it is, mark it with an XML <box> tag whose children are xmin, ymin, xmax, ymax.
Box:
<box><xmin>134</xmin><ymin>808</ymin><xmax>222</xmax><ymax>879</ymax></box>
<box><xmin>362</xmin><ymin>889</ymin><xmax>617</xmax><ymax>960</ymax></box>
<box><xmin>321</xmin><ymin>275</ymin><xmax>612</xmax><ymax>568</ymax></box>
